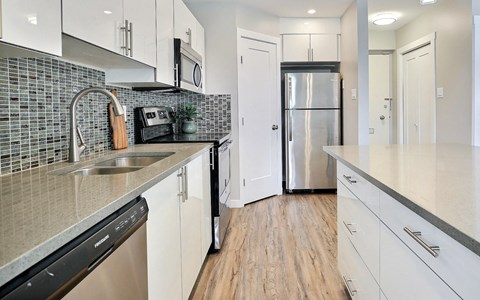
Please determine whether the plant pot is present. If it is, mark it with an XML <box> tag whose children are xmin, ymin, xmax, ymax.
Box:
<box><xmin>182</xmin><ymin>120</ymin><xmax>197</xmax><ymax>134</ymax></box>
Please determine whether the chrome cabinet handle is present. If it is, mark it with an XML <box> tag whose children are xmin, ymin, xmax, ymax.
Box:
<box><xmin>343</xmin><ymin>175</ymin><xmax>357</xmax><ymax>184</ymax></box>
<box><xmin>186</xmin><ymin>27</ymin><xmax>192</xmax><ymax>45</ymax></box>
<box><xmin>310</xmin><ymin>48</ymin><xmax>314</xmax><ymax>61</ymax></box>
<box><xmin>183</xmin><ymin>166</ymin><xmax>188</xmax><ymax>200</ymax></box>
<box><xmin>342</xmin><ymin>276</ymin><xmax>357</xmax><ymax>297</ymax></box>
<box><xmin>404</xmin><ymin>227</ymin><xmax>440</xmax><ymax>257</ymax></box>
<box><xmin>121</xmin><ymin>20</ymin><xmax>129</xmax><ymax>56</ymax></box>
<box><xmin>177</xmin><ymin>168</ymin><xmax>185</xmax><ymax>202</ymax></box>
<box><xmin>343</xmin><ymin>221</ymin><xmax>357</xmax><ymax>235</ymax></box>
<box><xmin>210</xmin><ymin>148</ymin><xmax>215</xmax><ymax>170</ymax></box>
<box><xmin>129</xmin><ymin>22</ymin><xmax>133</xmax><ymax>57</ymax></box>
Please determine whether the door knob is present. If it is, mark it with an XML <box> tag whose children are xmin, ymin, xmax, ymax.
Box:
<box><xmin>379</xmin><ymin>115</ymin><xmax>385</xmax><ymax>120</ymax></box>
<box><xmin>272</xmin><ymin>125</ymin><xmax>279</xmax><ymax>130</ymax></box>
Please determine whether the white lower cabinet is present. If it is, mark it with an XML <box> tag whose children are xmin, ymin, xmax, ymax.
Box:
<box><xmin>336</xmin><ymin>161</ymin><xmax>477</xmax><ymax>300</ymax></box>
<box><xmin>338</xmin><ymin>228</ymin><xmax>380</xmax><ymax>300</ymax></box>
<box><xmin>380</xmin><ymin>223</ymin><xmax>460</xmax><ymax>299</ymax></box>
<box><xmin>144</xmin><ymin>151</ymin><xmax>211</xmax><ymax>300</ymax></box>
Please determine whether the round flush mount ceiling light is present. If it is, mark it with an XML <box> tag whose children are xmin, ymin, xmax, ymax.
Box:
<box><xmin>372</xmin><ymin>14</ymin><xmax>397</xmax><ymax>26</ymax></box>
<box><xmin>307</xmin><ymin>9</ymin><xmax>316</xmax><ymax>15</ymax></box>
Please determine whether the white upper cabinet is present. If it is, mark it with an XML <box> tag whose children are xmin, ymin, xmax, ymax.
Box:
<box><xmin>62</xmin><ymin>0</ymin><xmax>156</xmax><ymax>66</ymax></box>
<box><xmin>0</xmin><ymin>0</ymin><xmax>61</xmax><ymax>56</ymax></box>
<box><xmin>174</xmin><ymin>0</ymin><xmax>205</xmax><ymax>58</ymax></box>
<box><xmin>156</xmin><ymin>0</ymin><xmax>175</xmax><ymax>86</ymax></box>
<box><xmin>123</xmin><ymin>0</ymin><xmax>157</xmax><ymax>66</ymax></box>
<box><xmin>282</xmin><ymin>34</ymin><xmax>339</xmax><ymax>62</ymax></box>
<box><xmin>310</xmin><ymin>34</ymin><xmax>339</xmax><ymax>61</ymax></box>
<box><xmin>282</xmin><ymin>35</ymin><xmax>310</xmax><ymax>61</ymax></box>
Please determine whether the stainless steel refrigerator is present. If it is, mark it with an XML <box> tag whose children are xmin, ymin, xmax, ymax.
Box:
<box><xmin>284</xmin><ymin>71</ymin><xmax>341</xmax><ymax>191</ymax></box>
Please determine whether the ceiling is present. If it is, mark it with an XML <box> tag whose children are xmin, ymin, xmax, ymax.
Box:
<box><xmin>184</xmin><ymin>0</ymin><xmax>446</xmax><ymax>31</ymax></box>
<box><xmin>183</xmin><ymin>0</ymin><xmax>355</xmax><ymax>18</ymax></box>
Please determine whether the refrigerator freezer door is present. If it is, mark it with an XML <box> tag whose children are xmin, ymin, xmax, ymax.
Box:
<box><xmin>285</xmin><ymin>109</ymin><xmax>340</xmax><ymax>190</ymax></box>
<box><xmin>285</xmin><ymin>72</ymin><xmax>340</xmax><ymax>109</ymax></box>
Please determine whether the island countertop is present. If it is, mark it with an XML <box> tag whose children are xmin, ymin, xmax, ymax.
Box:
<box><xmin>0</xmin><ymin>143</ymin><xmax>212</xmax><ymax>287</ymax></box>
<box><xmin>324</xmin><ymin>144</ymin><xmax>480</xmax><ymax>257</ymax></box>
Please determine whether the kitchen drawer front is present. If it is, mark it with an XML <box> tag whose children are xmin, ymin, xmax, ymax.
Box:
<box><xmin>338</xmin><ymin>181</ymin><xmax>380</xmax><ymax>281</ymax></box>
<box><xmin>337</xmin><ymin>162</ymin><xmax>380</xmax><ymax>216</ymax></box>
<box><xmin>380</xmin><ymin>223</ymin><xmax>460</xmax><ymax>300</ymax></box>
<box><xmin>380</xmin><ymin>191</ymin><xmax>480</xmax><ymax>299</ymax></box>
<box><xmin>338</xmin><ymin>229</ymin><xmax>380</xmax><ymax>300</ymax></box>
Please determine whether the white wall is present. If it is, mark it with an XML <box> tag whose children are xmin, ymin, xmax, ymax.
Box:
<box><xmin>187</xmin><ymin>3</ymin><xmax>279</xmax><ymax>204</ymax></box>
<box><xmin>369</xmin><ymin>30</ymin><xmax>396</xmax><ymax>50</ymax></box>
<box><xmin>279</xmin><ymin>18</ymin><xmax>341</xmax><ymax>34</ymax></box>
<box><xmin>341</xmin><ymin>2</ymin><xmax>359</xmax><ymax>145</ymax></box>
<box><xmin>396</xmin><ymin>0</ymin><xmax>472</xmax><ymax>144</ymax></box>
<box><xmin>236</xmin><ymin>5</ymin><xmax>280</xmax><ymax>37</ymax></box>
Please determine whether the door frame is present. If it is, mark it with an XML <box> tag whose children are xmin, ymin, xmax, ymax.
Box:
<box><xmin>236</xmin><ymin>28</ymin><xmax>282</xmax><ymax>207</ymax></box>
<box><xmin>396</xmin><ymin>32</ymin><xmax>436</xmax><ymax>144</ymax></box>
<box><xmin>369</xmin><ymin>50</ymin><xmax>394</xmax><ymax>144</ymax></box>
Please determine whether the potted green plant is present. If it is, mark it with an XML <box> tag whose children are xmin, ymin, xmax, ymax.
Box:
<box><xmin>176</xmin><ymin>103</ymin><xmax>202</xmax><ymax>134</ymax></box>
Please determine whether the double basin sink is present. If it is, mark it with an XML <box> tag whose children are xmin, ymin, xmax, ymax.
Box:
<box><xmin>55</xmin><ymin>153</ymin><xmax>174</xmax><ymax>176</ymax></box>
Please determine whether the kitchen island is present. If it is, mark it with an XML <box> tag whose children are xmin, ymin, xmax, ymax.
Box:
<box><xmin>0</xmin><ymin>143</ymin><xmax>211</xmax><ymax>287</ymax></box>
<box><xmin>324</xmin><ymin>144</ymin><xmax>480</xmax><ymax>299</ymax></box>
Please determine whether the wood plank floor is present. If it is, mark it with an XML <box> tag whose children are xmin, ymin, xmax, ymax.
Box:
<box><xmin>191</xmin><ymin>194</ymin><xmax>349</xmax><ymax>300</ymax></box>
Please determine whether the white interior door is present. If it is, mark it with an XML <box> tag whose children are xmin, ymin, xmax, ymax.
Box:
<box><xmin>238</xmin><ymin>33</ymin><xmax>280</xmax><ymax>205</ymax></box>
<box><xmin>369</xmin><ymin>54</ymin><xmax>392</xmax><ymax>144</ymax></box>
<box><xmin>403</xmin><ymin>44</ymin><xmax>436</xmax><ymax>144</ymax></box>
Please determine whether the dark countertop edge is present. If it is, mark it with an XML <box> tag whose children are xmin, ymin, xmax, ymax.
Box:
<box><xmin>0</xmin><ymin>144</ymin><xmax>212</xmax><ymax>288</ymax></box>
<box><xmin>324</xmin><ymin>148</ymin><xmax>480</xmax><ymax>258</ymax></box>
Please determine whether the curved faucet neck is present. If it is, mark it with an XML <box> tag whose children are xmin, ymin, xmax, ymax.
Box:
<box><xmin>69</xmin><ymin>87</ymin><xmax>125</xmax><ymax>162</ymax></box>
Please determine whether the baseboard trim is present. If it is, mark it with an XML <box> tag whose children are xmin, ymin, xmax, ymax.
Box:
<box><xmin>228</xmin><ymin>198</ymin><xmax>244</xmax><ymax>208</ymax></box>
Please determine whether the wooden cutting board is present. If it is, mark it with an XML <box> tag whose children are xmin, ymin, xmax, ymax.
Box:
<box><xmin>108</xmin><ymin>90</ymin><xmax>128</xmax><ymax>149</ymax></box>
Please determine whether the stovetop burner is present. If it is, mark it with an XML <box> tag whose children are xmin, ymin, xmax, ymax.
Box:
<box><xmin>148</xmin><ymin>132</ymin><xmax>231</xmax><ymax>146</ymax></box>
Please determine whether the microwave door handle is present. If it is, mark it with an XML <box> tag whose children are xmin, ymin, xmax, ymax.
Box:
<box><xmin>193</xmin><ymin>63</ymin><xmax>202</xmax><ymax>88</ymax></box>
<box><xmin>174</xmin><ymin>63</ymin><xmax>179</xmax><ymax>87</ymax></box>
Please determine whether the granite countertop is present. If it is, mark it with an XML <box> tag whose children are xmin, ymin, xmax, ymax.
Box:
<box><xmin>0</xmin><ymin>143</ymin><xmax>212</xmax><ymax>287</ymax></box>
<box><xmin>324</xmin><ymin>144</ymin><xmax>480</xmax><ymax>257</ymax></box>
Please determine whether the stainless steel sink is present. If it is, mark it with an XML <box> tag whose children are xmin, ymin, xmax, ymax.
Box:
<box><xmin>70</xmin><ymin>166</ymin><xmax>142</xmax><ymax>176</ymax></box>
<box><xmin>50</xmin><ymin>152</ymin><xmax>175</xmax><ymax>176</ymax></box>
<box><xmin>95</xmin><ymin>153</ymin><xmax>174</xmax><ymax>167</ymax></box>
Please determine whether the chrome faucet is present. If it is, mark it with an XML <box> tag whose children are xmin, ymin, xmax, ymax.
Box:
<box><xmin>69</xmin><ymin>87</ymin><xmax>125</xmax><ymax>162</ymax></box>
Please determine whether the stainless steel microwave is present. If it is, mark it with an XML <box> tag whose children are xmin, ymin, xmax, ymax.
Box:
<box><xmin>174</xmin><ymin>38</ymin><xmax>203</xmax><ymax>93</ymax></box>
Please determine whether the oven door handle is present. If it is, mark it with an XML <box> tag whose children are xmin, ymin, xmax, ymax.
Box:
<box><xmin>210</xmin><ymin>148</ymin><xmax>215</xmax><ymax>170</ymax></box>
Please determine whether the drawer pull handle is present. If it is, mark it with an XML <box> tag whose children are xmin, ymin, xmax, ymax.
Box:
<box><xmin>342</xmin><ymin>275</ymin><xmax>357</xmax><ymax>297</ymax></box>
<box><xmin>343</xmin><ymin>221</ymin><xmax>357</xmax><ymax>235</ymax></box>
<box><xmin>404</xmin><ymin>227</ymin><xmax>440</xmax><ymax>257</ymax></box>
<box><xmin>343</xmin><ymin>175</ymin><xmax>357</xmax><ymax>184</ymax></box>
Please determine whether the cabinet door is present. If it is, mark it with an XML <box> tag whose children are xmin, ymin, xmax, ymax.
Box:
<box><xmin>282</xmin><ymin>34</ymin><xmax>310</xmax><ymax>62</ymax></box>
<box><xmin>144</xmin><ymin>171</ymin><xmax>183</xmax><ymax>300</ymax></box>
<box><xmin>174</xmin><ymin>0</ymin><xmax>196</xmax><ymax>47</ymax></box>
<box><xmin>380</xmin><ymin>223</ymin><xmax>460</xmax><ymax>300</ymax></box>
<box><xmin>1</xmin><ymin>0</ymin><xmax>61</xmax><ymax>55</ymax></box>
<box><xmin>200</xmin><ymin>151</ymin><xmax>212</xmax><ymax>257</ymax></box>
<box><xmin>123</xmin><ymin>0</ymin><xmax>156</xmax><ymax>66</ymax></box>
<box><xmin>63</xmin><ymin>0</ymin><xmax>124</xmax><ymax>55</ymax></box>
<box><xmin>310</xmin><ymin>34</ymin><xmax>339</xmax><ymax>61</ymax></box>
<box><xmin>156</xmin><ymin>0</ymin><xmax>175</xmax><ymax>86</ymax></box>
<box><xmin>181</xmin><ymin>157</ymin><xmax>204</xmax><ymax>300</ymax></box>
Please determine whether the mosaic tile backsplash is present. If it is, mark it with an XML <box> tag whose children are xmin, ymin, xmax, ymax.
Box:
<box><xmin>0</xmin><ymin>57</ymin><xmax>231</xmax><ymax>175</ymax></box>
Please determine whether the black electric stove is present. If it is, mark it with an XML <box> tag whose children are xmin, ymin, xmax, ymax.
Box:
<box><xmin>134</xmin><ymin>106</ymin><xmax>232</xmax><ymax>252</ymax></box>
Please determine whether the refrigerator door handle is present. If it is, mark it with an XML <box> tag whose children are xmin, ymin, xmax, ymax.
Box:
<box><xmin>285</xmin><ymin>75</ymin><xmax>291</xmax><ymax>108</ymax></box>
<box><xmin>288</xmin><ymin>111</ymin><xmax>293</xmax><ymax>142</ymax></box>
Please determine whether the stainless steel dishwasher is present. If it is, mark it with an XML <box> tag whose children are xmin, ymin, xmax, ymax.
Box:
<box><xmin>1</xmin><ymin>197</ymin><xmax>148</xmax><ymax>300</ymax></box>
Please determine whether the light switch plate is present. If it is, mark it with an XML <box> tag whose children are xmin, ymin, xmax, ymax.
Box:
<box><xmin>437</xmin><ymin>88</ymin><xmax>444</xmax><ymax>98</ymax></box>
<box><xmin>351</xmin><ymin>88</ymin><xmax>357</xmax><ymax>100</ymax></box>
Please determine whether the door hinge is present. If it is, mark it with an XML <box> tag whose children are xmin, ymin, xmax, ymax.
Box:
<box><xmin>242</xmin><ymin>117</ymin><xmax>244</xmax><ymax>126</ymax></box>
<box><xmin>243</xmin><ymin>179</ymin><xmax>246</xmax><ymax>187</ymax></box>
<box><xmin>240</xmin><ymin>56</ymin><xmax>243</xmax><ymax>64</ymax></box>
